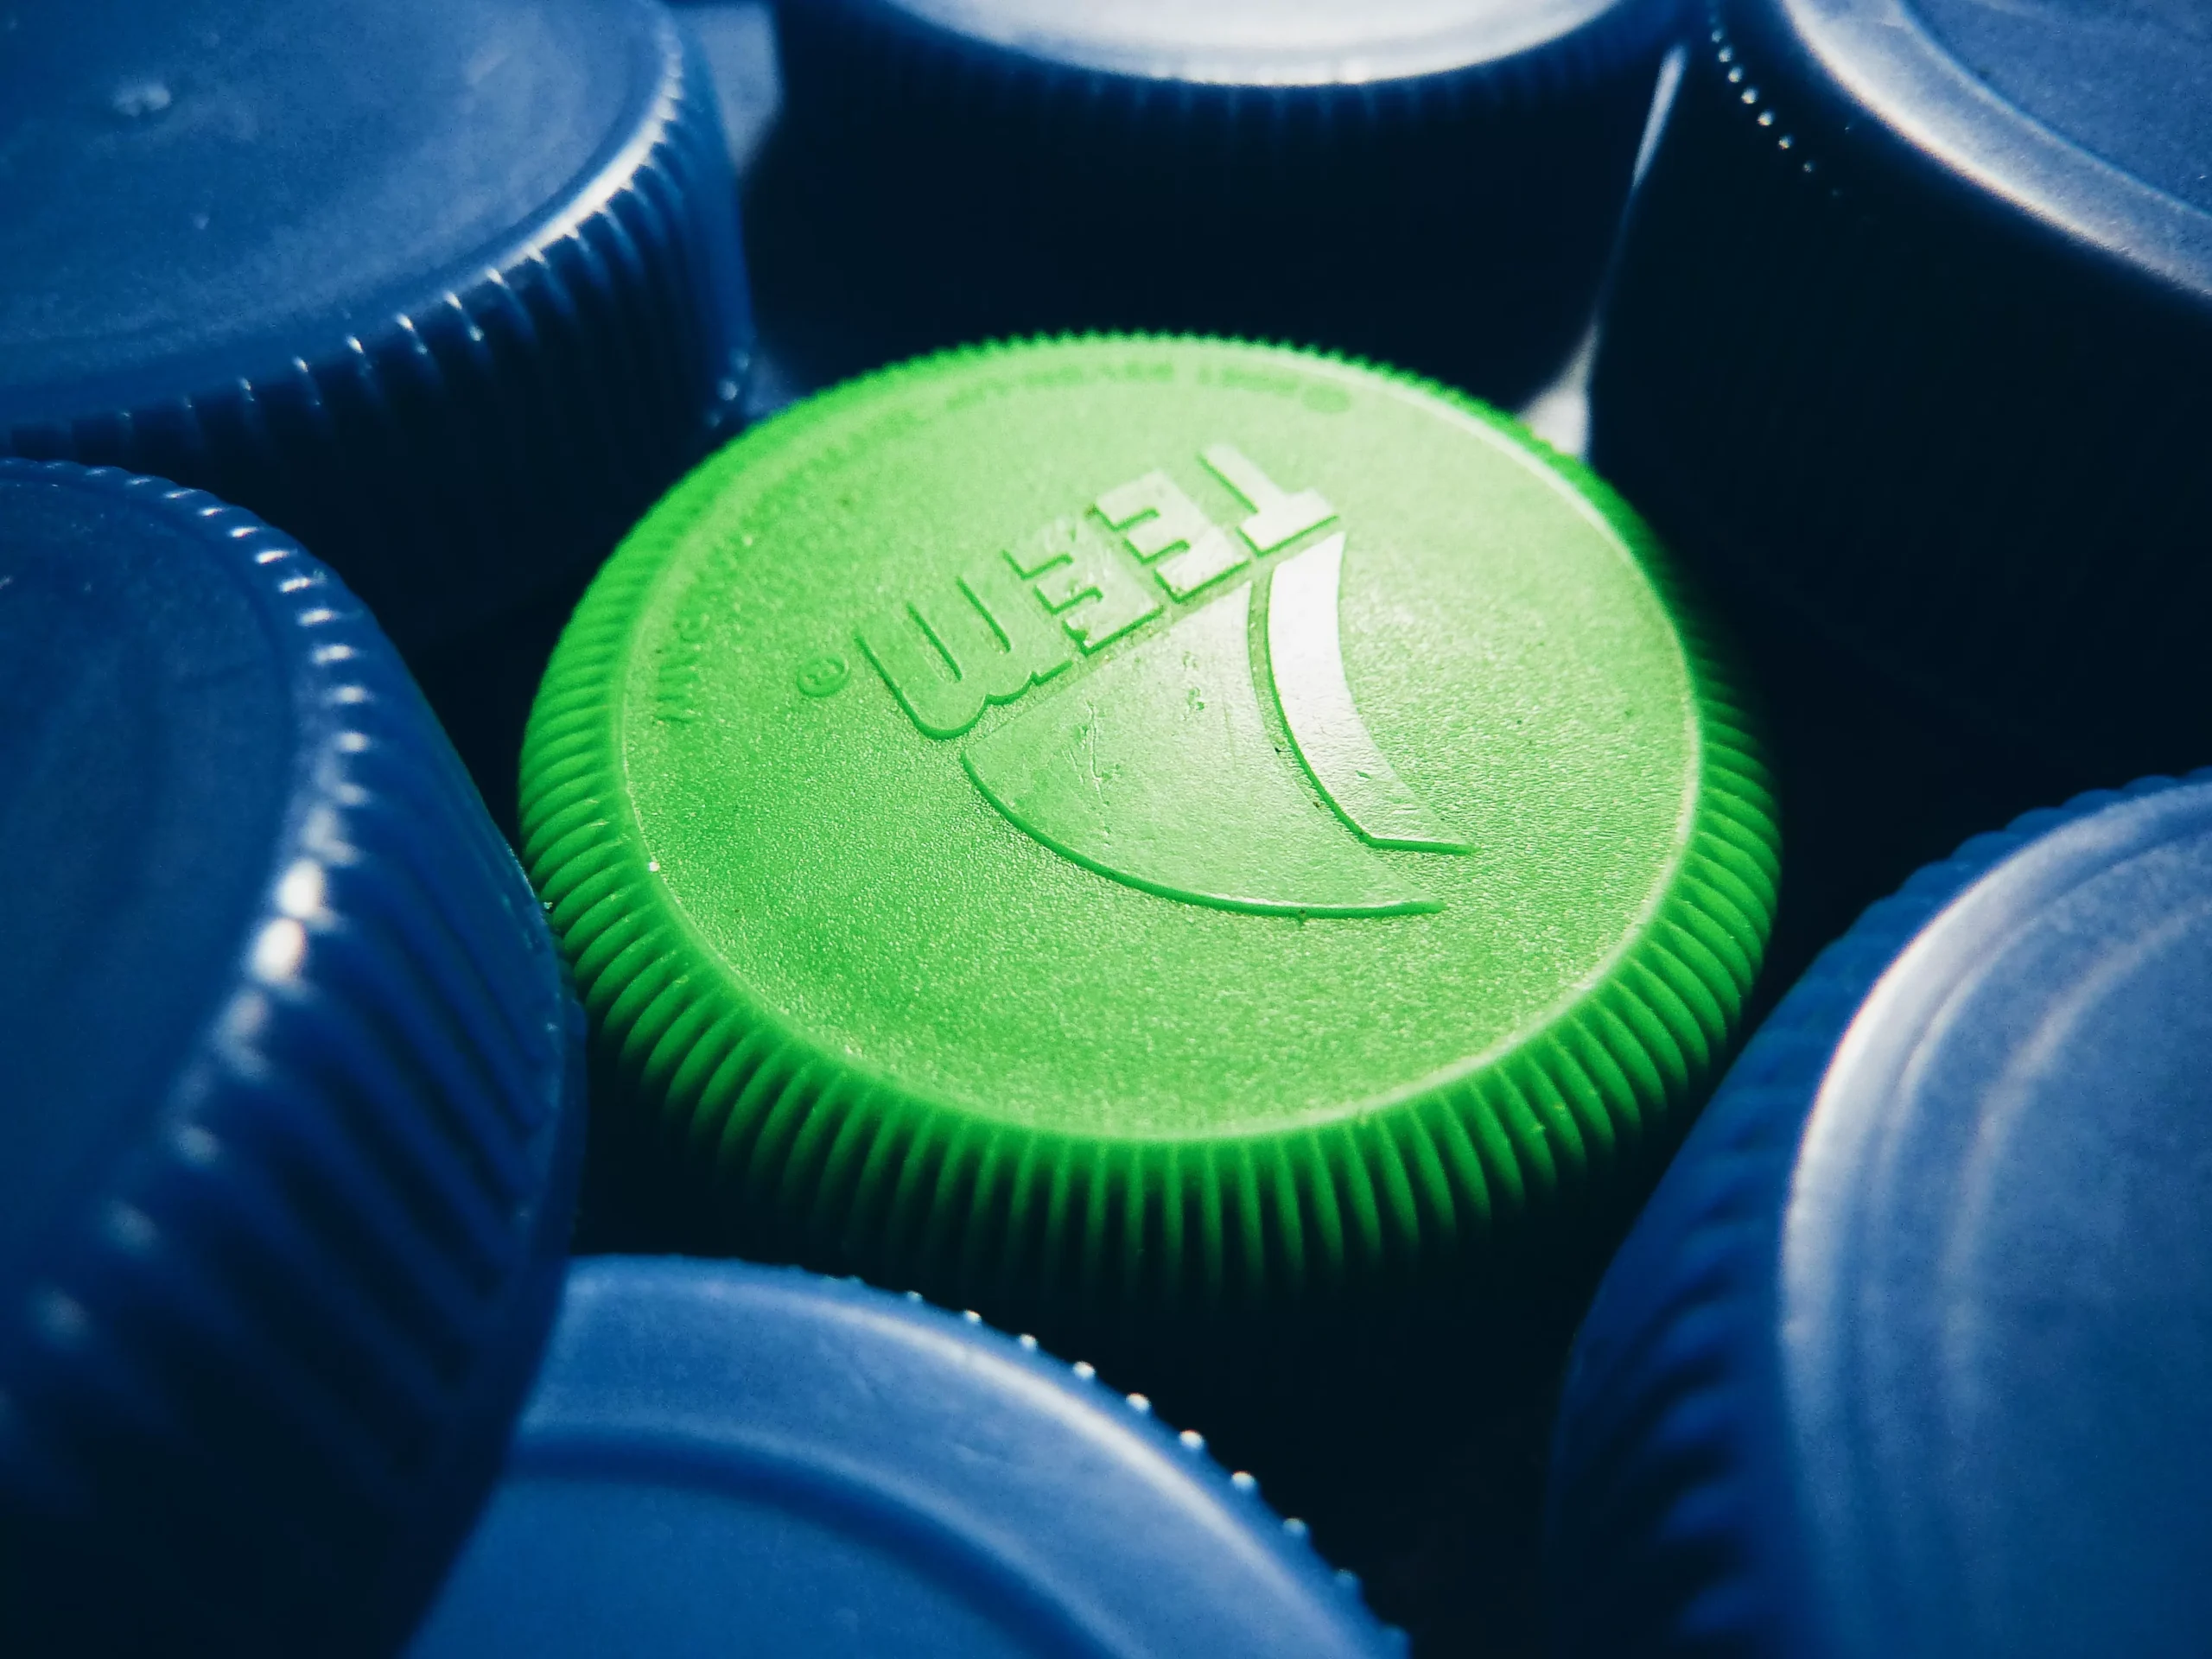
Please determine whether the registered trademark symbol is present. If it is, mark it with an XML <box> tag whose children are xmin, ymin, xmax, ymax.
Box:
<box><xmin>797</xmin><ymin>652</ymin><xmax>850</xmax><ymax>697</ymax></box>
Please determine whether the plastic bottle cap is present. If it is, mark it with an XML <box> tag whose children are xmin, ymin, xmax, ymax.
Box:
<box><xmin>1548</xmin><ymin>771</ymin><xmax>2212</xmax><ymax>1656</ymax></box>
<box><xmin>760</xmin><ymin>0</ymin><xmax>1680</xmax><ymax>403</ymax></box>
<box><xmin>408</xmin><ymin>1257</ymin><xmax>1404</xmax><ymax>1657</ymax></box>
<box><xmin>0</xmin><ymin>0</ymin><xmax>753</xmax><ymax>655</ymax></box>
<box><xmin>522</xmin><ymin>337</ymin><xmax>1776</xmax><ymax>1338</ymax></box>
<box><xmin>1591</xmin><ymin>0</ymin><xmax>2212</xmax><ymax>773</ymax></box>
<box><xmin>0</xmin><ymin>461</ymin><xmax>585</xmax><ymax>1656</ymax></box>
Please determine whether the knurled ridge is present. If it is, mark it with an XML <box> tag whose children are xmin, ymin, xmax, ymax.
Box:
<box><xmin>0</xmin><ymin>10</ymin><xmax>751</xmax><ymax>657</ymax></box>
<box><xmin>859</xmin><ymin>1276</ymin><xmax>1408</xmax><ymax>1648</ymax></box>
<box><xmin>1542</xmin><ymin>764</ymin><xmax>2212</xmax><ymax>1657</ymax></box>
<box><xmin>1592</xmin><ymin>2</ymin><xmax>2212</xmax><ymax>764</ymax></box>
<box><xmin>0</xmin><ymin>464</ymin><xmax>586</xmax><ymax>1656</ymax></box>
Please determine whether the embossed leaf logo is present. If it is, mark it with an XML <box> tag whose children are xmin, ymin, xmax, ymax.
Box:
<box><xmin>860</xmin><ymin>447</ymin><xmax>1466</xmax><ymax>916</ymax></box>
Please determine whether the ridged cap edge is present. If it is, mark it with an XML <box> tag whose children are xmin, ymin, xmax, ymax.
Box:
<box><xmin>486</xmin><ymin>1256</ymin><xmax>1407</xmax><ymax>1654</ymax></box>
<box><xmin>0</xmin><ymin>10</ymin><xmax>753</xmax><ymax>652</ymax></box>
<box><xmin>0</xmin><ymin>461</ymin><xmax>587</xmax><ymax>1655</ymax></box>
<box><xmin>518</xmin><ymin>336</ymin><xmax>1777</xmax><ymax>1346</ymax></box>
<box><xmin>1542</xmin><ymin>764</ymin><xmax>2212</xmax><ymax>1656</ymax></box>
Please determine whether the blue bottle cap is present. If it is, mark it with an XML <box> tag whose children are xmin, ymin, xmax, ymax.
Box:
<box><xmin>410</xmin><ymin>1257</ymin><xmax>1406</xmax><ymax>1658</ymax></box>
<box><xmin>0</xmin><ymin>0</ymin><xmax>753</xmax><ymax>657</ymax></box>
<box><xmin>0</xmin><ymin>461</ymin><xmax>586</xmax><ymax>1656</ymax></box>
<box><xmin>1546</xmin><ymin>769</ymin><xmax>2212</xmax><ymax>1657</ymax></box>
<box><xmin>1591</xmin><ymin>0</ymin><xmax>2212</xmax><ymax>777</ymax></box>
<box><xmin>759</xmin><ymin>0</ymin><xmax>1682</xmax><ymax>404</ymax></box>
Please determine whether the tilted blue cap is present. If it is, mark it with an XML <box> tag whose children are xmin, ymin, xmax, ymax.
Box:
<box><xmin>761</xmin><ymin>0</ymin><xmax>1683</xmax><ymax>404</ymax></box>
<box><xmin>1546</xmin><ymin>769</ymin><xmax>2212</xmax><ymax>1657</ymax></box>
<box><xmin>1592</xmin><ymin>0</ymin><xmax>2212</xmax><ymax>778</ymax></box>
<box><xmin>0</xmin><ymin>0</ymin><xmax>753</xmax><ymax>657</ymax></box>
<box><xmin>410</xmin><ymin>1257</ymin><xmax>1406</xmax><ymax>1658</ymax></box>
<box><xmin>0</xmin><ymin>461</ymin><xmax>586</xmax><ymax>1655</ymax></box>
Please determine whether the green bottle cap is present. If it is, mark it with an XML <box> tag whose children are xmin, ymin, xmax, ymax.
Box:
<box><xmin>523</xmin><ymin>338</ymin><xmax>1777</xmax><ymax>1331</ymax></box>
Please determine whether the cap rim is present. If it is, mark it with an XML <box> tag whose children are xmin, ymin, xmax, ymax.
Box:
<box><xmin>1734</xmin><ymin>0</ymin><xmax>2212</xmax><ymax>302</ymax></box>
<box><xmin>1544</xmin><ymin>765</ymin><xmax>2212</xmax><ymax>1657</ymax></box>
<box><xmin>520</xmin><ymin>337</ymin><xmax>1777</xmax><ymax>1322</ymax></box>
<box><xmin>0</xmin><ymin>461</ymin><xmax>587</xmax><ymax>1656</ymax></box>
<box><xmin>412</xmin><ymin>1256</ymin><xmax>1404</xmax><ymax>1657</ymax></box>
<box><xmin>0</xmin><ymin>3</ymin><xmax>721</xmax><ymax>420</ymax></box>
<box><xmin>0</xmin><ymin>8</ymin><xmax>752</xmax><ymax>652</ymax></box>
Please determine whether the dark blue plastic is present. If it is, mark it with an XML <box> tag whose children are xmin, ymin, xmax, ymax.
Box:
<box><xmin>756</xmin><ymin>0</ymin><xmax>1682</xmax><ymax>405</ymax></box>
<box><xmin>1908</xmin><ymin>0</ymin><xmax>2212</xmax><ymax>218</ymax></box>
<box><xmin>0</xmin><ymin>461</ymin><xmax>587</xmax><ymax>1656</ymax></box>
<box><xmin>1545</xmin><ymin>769</ymin><xmax>2212</xmax><ymax>1657</ymax></box>
<box><xmin>1589</xmin><ymin>0</ymin><xmax>2212</xmax><ymax>782</ymax></box>
<box><xmin>410</xmin><ymin>1258</ymin><xmax>1405</xmax><ymax>1658</ymax></box>
<box><xmin>0</xmin><ymin>0</ymin><xmax>753</xmax><ymax>657</ymax></box>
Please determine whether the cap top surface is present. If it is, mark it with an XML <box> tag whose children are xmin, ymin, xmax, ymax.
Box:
<box><xmin>408</xmin><ymin>1257</ymin><xmax>1402</xmax><ymax>1658</ymax></box>
<box><xmin>547</xmin><ymin>339</ymin><xmax>1718</xmax><ymax>1139</ymax></box>
<box><xmin>0</xmin><ymin>0</ymin><xmax>664</xmax><ymax>409</ymax></box>
<box><xmin>1546</xmin><ymin>773</ymin><xmax>2212</xmax><ymax>1658</ymax></box>
<box><xmin>1756</xmin><ymin>0</ymin><xmax>2212</xmax><ymax>295</ymax></box>
<box><xmin>1904</xmin><ymin>0</ymin><xmax>2212</xmax><ymax>215</ymax></box>
<box><xmin>0</xmin><ymin>466</ymin><xmax>289</xmax><ymax>1273</ymax></box>
<box><xmin>880</xmin><ymin>0</ymin><xmax>1628</xmax><ymax>82</ymax></box>
<box><xmin>1782</xmin><ymin>780</ymin><xmax>2212</xmax><ymax>1652</ymax></box>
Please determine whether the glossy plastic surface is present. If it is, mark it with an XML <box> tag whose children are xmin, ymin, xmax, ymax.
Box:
<box><xmin>1906</xmin><ymin>0</ymin><xmax>2212</xmax><ymax>226</ymax></box>
<box><xmin>1741</xmin><ymin>0</ymin><xmax>2212</xmax><ymax>291</ymax></box>
<box><xmin>520</xmin><ymin>336</ymin><xmax>1776</xmax><ymax>1353</ymax></box>
<box><xmin>878</xmin><ymin>0</ymin><xmax>1629</xmax><ymax>82</ymax></box>
<box><xmin>0</xmin><ymin>461</ymin><xmax>586</xmax><ymax>1656</ymax></box>
<box><xmin>1590</xmin><ymin>0</ymin><xmax>2212</xmax><ymax>780</ymax></box>
<box><xmin>410</xmin><ymin>1257</ymin><xmax>1403</xmax><ymax>1658</ymax></box>
<box><xmin>757</xmin><ymin>0</ymin><xmax>1681</xmax><ymax>404</ymax></box>
<box><xmin>0</xmin><ymin>0</ymin><xmax>753</xmax><ymax>654</ymax></box>
<box><xmin>1546</xmin><ymin>770</ymin><xmax>2212</xmax><ymax>1656</ymax></box>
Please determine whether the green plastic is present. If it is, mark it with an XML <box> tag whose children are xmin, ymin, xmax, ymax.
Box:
<box><xmin>522</xmin><ymin>337</ymin><xmax>1777</xmax><ymax>1319</ymax></box>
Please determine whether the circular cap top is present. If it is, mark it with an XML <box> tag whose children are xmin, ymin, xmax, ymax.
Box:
<box><xmin>523</xmin><ymin>338</ymin><xmax>1775</xmax><ymax>1318</ymax></box>
<box><xmin>875</xmin><ymin>0</ymin><xmax>1643</xmax><ymax>83</ymax></box>
<box><xmin>0</xmin><ymin>0</ymin><xmax>669</xmax><ymax>410</ymax></box>
<box><xmin>1547</xmin><ymin>771</ymin><xmax>2212</xmax><ymax>1657</ymax></box>
<box><xmin>0</xmin><ymin>0</ymin><xmax>753</xmax><ymax>654</ymax></box>
<box><xmin>1736</xmin><ymin>0</ymin><xmax>2212</xmax><ymax>297</ymax></box>
<box><xmin>1904</xmin><ymin>0</ymin><xmax>2212</xmax><ymax>218</ymax></box>
<box><xmin>0</xmin><ymin>461</ymin><xmax>584</xmax><ymax>1655</ymax></box>
<box><xmin>408</xmin><ymin>1256</ymin><xmax>1404</xmax><ymax>1657</ymax></box>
